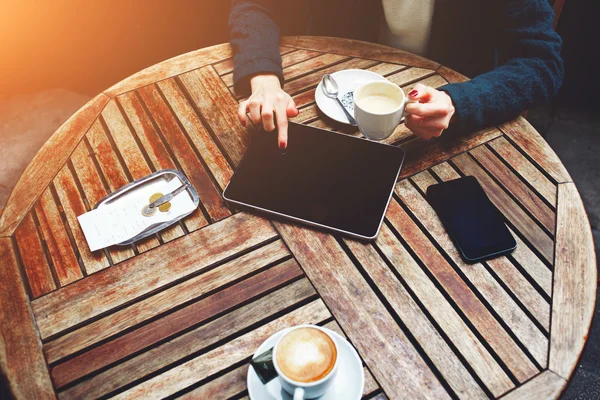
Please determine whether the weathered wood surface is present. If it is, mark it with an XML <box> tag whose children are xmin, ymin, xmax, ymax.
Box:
<box><xmin>0</xmin><ymin>238</ymin><xmax>55</xmax><ymax>399</ymax></box>
<box><xmin>549</xmin><ymin>183</ymin><xmax>597</xmax><ymax>379</ymax></box>
<box><xmin>2</xmin><ymin>37</ymin><xmax>595</xmax><ymax>400</ymax></box>
<box><xmin>32</xmin><ymin>212</ymin><xmax>276</xmax><ymax>339</ymax></box>
<box><xmin>275</xmin><ymin>221</ymin><xmax>451</xmax><ymax>399</ymax></box>
<box><xmin>14</xmin><ymin>212</ymin><xmax>56</xmax><ymax>298</ymax></box>
<box><xmin>281</xmin><ymin>36</ymin><xmax>440</xmax><ymax>69</ymax></box>
<box><xmin>34</xmin><ymin>187</ymin><xmax>83</xmax><ymax>287</ymax></box>
<box><xmin>498</xmin><ymin>117</ymin><xmax>571</xmax><ymax>183</ymax></box>
<box><xmin>500</xmin><ymin>370</ymin><xmax>565</xmax><ymax>400</ymax></box>
<box><xmin>0</xmin><ymin>93</ymin><xmax>109</xmax><ymax>236</ymax></box>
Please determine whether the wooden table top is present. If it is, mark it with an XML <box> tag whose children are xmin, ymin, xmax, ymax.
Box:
<box><xmin>0</xmin><ymin>36</ymin><xmax>596</xmax><ymax>400</ymax></box>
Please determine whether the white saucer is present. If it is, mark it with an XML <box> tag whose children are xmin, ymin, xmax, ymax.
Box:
<box><xmin>315</xmin><ymin>69</ymin><xmax>389</xmax><ymax>125</ymax></box>
<box><xmin>247</xmin><ymin>327</ymin><xmax>365</xmax><ymax>400</ymax></box>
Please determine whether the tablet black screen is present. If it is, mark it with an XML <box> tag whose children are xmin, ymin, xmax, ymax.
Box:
<box><xmin>223</xmin><ymin>123</ymin><xmax>405</xmax><ymax>238</ymax></box>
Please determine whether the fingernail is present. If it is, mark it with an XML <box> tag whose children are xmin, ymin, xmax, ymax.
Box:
<box><xmin>279</xmin><ymin>141</ymin><xmax>286</xmax><ymax>149</ymax></box>
<box><xmin>409</xmin><ymin>90</ymin><xmax>419</xmax><ymax>97</ymax></box>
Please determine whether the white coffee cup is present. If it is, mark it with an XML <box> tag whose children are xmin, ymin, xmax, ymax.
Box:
<box><xmin>272</xmin><ymin>324</ymin><xmax>339</xmax><ymax>399</ymax></box>
<box><xmin>353</xmin><ymin>80</ymin><xmax>412</xmax><ymax>140</ymax></box>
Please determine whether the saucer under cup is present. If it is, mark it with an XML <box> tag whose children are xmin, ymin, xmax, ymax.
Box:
<box><xmin>315</xmin><ymin>69</ymin><xmax>388</xmax><ymax>125</ymax></box>
<box><xmin>247</xmin><ymin>327</ymin><xmax>365</xmax><ymax>400</ymax></box>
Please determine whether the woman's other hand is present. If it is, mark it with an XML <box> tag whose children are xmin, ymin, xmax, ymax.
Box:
<box><xmin>237</xmin><ymin>73</ymin><xmax>299</xmax><ymax>149</ymax></box>
<box><xmin>404</xmin><ymin>83</ymin><xmax>455</xmax><ymax>140</ymax></box>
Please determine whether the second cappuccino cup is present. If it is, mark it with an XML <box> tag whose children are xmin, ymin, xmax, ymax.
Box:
<box><xmin>354</xmin><ymin>80</ymin><xmax>411</xmax><ymax>141</ymax></box>
<box><xmin>272</xmin><ymin>324</ymin><xmax>338</xmax><ymax>400</ymax></box>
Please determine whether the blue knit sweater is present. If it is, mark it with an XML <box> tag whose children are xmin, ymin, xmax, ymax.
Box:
<box><xmin>229</xmin><ymin>0</ymin><xmax>563</xmax><ymax>134</ymax></box>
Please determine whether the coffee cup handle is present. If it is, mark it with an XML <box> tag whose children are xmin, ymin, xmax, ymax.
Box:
<box><xmin>400</xmin><ymin>98</ymin><xmax>418</xmax><ymax>123</ymax></box>
<box><xmin>293</xmin><ymin>388</ymin><xmax>305</xmax><ymax>400</ymax></box>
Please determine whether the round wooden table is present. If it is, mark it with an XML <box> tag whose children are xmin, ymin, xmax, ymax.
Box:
<box><xmin>0</xmin><ymin>37</ymin><xmax>596</xmax><ymax>400</ymax></box>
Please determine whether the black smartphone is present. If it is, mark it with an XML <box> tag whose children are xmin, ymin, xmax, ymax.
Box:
<box><xmin>426</xmin><ymin>176</ymin><xmax>517</xmax><ymax>263</ymax></box>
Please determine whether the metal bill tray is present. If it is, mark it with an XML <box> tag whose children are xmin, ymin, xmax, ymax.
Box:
<box><xmin>94</xmin><ymin>169</ymin><xmax>199</xmax><ymax>246</ymax></box>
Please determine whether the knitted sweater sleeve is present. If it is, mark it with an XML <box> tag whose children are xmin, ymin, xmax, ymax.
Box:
<box><xmin>439</xmin><ymin>0</ymin><xmax>564</xmax><ymax>133</ymax></box>
<box><xmin>229</xmin><ymin>0</ymin><xmax>283</xmax><ymax>95</ymax></box>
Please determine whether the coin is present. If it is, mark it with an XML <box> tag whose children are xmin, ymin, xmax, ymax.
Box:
<box><xmin>158</xmin><ymin>202</ymin><xmax>171</xmax><ymax>212</ymax></box>
<box><xmin>141</xmin><ymin>205</ymin><xmax>157</xmax><ymax>217</ymax></box>
<box><xmin>149</xmin><ymin>192</ymin><xmax>163</xmax><ymax>203</ymax></box>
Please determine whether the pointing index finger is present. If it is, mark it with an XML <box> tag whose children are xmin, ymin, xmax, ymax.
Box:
<box><xmin>275</xmin><ymin>104</ymin><xmax>288</xmax><ymax>149</ymax></box>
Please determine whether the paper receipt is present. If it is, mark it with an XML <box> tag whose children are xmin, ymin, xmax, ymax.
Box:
<box><xmin>78</xmin><ymin>178</ymin><xmax>196</xmax><ymax>251</ymax></box>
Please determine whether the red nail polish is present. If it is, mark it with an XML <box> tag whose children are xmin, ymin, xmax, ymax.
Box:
<box><xmin>279</xmin><ymin>141</ymin><xmax>286</xmax><ymax>149</ymax></box>
<box><xmin>409</xmin><ymin>90</ymin><xmax>419</xmax><ymax>97</ymax></box>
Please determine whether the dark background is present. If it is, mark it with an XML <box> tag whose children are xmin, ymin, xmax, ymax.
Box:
<box><xmin>1</xmin><ymin>0</ymin><xmax>599</xmax><ymax>109</ymax></box>
<box><xmin>0</xmin><ymin>0</ymin><xmax>598</xmax><ymax>398</ymax></box>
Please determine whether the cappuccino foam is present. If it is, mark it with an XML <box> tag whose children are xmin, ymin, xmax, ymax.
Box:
<box><xmin>276</xmin><ymin>327</ymin><xmax>337</xmax><ymax>383</ymax></box>
<box><xmin>358</xmin><ymin>94</ymin><xmax>401</xmax><ymax>113</ymax></box>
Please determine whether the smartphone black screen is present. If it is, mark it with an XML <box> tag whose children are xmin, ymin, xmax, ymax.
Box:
<box><xmin>426</xmin><ymin>176</ymin><xmax>516</xmax><ymax>263</ymax></box>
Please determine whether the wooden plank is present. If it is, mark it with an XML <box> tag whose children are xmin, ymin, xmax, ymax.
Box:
<box><xmin>53</xmin><ymin>165</ymin><xmax>110</xmax><ymax>274</ymax></box>
<box><xmin>138</xmin><ymin>83</ymin><xmax>231</xmax><ymax>222</ymax></box>
<box><xmin>158</xmin><ymin>78</ymin><xmax>233</xmax><ymax>189</ymax></box>
<box><xmin>498</xmin><ymin>117</ymin><xmax>571</xmax><ymax>183</ymax></box>
<box><xmin>511</xmin><ymin>233</ymin><xmax>553</xmax><ymax>296</ymax></box>
<box><xmin>177</xmin><ymin>364</ymin><xmax>247</xmax><ymax>400</ymax></box>
<box><xmin>32</xmin><ymin>212</ymin><xmax>276</xmax><ymax>339</ymax></box>
<box><xmin>488</xmin><ymin>137</ymin><xmax>557</xmax><ymax>207</ymax></box>
<box><xmin>400</xmin><ymin>126</ymin><xmax>502</xmax><ymax>180</ymax></box>
<box><xmin>290</xmin><ymin>103</ymin><xmax>323</xmax><ymax>124</ymax></box>
<box><xmin>116</xmin><ymin>92</ymin><xmax>189</xmax><ymax>240</ymax></box>
<box><xmin>436</xmin><ymin>65</ymin><xmax>469</xmax><ymax>84</ymax></box>
<box><xmin>0</xmin><ymin>94</ymin><xmax>109</xmax><ymax>237</ymax></box>
<box><xmin>34</xmin><ymin>187</ymin><xmax>82</xmax><ymax>286</ymax></box>
<box><xmin>102</xmin><ymin>100</ymin><xmax>153</xmax><ymax>181</ymax></box>
<box><xmin>345</xmin><ymin>236</ymin><xmax>495</xmax><ymax>398</ymax></box>
<box><xmin>211</xmin><ymin>46</ymin><xmax>295</xmax><ymax>76</ymax></box>
<box><xmin>51</xmin><ymin>257</ymin><xmax>302</xmax><ymax>388</ymax></box>
<box><xmin>411</xmin><ymin>170</ymin><xmax>550</xmax><ymax>331</ymax></box>
<box><xmin>431</xmin><ymin>162</ymin><xmax>553</xmax><ymax>296</ymax></box>
<box><xmin>86</xmin><ymin>118</ymin><xmax>130</xmax><ymax>191</ymax></box>
<box><xmin>397</xmin><ymin>177</ymin><xmax>548</xmax><ymax>367</ymax></box>
<box><xmin>14</xmin><ymin>212</ymin><xmax>56</xmax><ymax>297</ymax></box>
<box><xmin>178</xmin><ymin>66</ymin><xmax>250</xmax><ymax>166</ymax></box>
<box><xmin>386</xmin><ymin>67</ymin><xmax>437</xmax><ymax>87</ymax></box>
<box><xmin>279</xmin><ymin>53</ymin><xmax>349</xmax><ymax>84</ymax></box>
<box><xmin>72</xmin><ymin>131</ymin><xmax>136</xmax><ymax>264</ymax></box>
<box><xmin>283</xmin><ymin>58</ymin><xmax>379</xmax><ymax>96</ymax></box>
<box><xmin>486</xmin><ymin>256</ymin><xmax>550</xmax><ymax>331</ymax></box>
<box><xmin>500</xmin><ymin>370</ymin><xmax>566</xmax><ymax>400</ymax></box>
<box><xmin>403</xmin><ymin>74</ymin><xmax>449</xmax><ymax>93</ymax></box>
<box><xmin>366</xmin><ymin>62</ymin><xmax>408</xmax><ymax>76</ymax></box>
<box><xmin>320</xmin><ymin>320</ymin><xmax>382</xmax><ymax>398</ymax></box>
<box><xmin>274</xmin><ymin>222</ymin><xmax>449</xmax><ymax>399</ymax></box>
<box><xmin>451</xmin><ymin>153</ymin><xmax>555</xmax><ymax>263</ymax></box>
<box><xmin>223</xmin><ymin>52</ymin><xmax>343</xmax><ymax>88</ymax></box>
<box><xmin>0</xmin><ymin>238</ymin><xmax>55</xmax><ymax>399</ymax></box>
<box><xmin>385</xmin><ymin>197</ymin><xmax>540</xmax><ymax>381</ymax></box>
<box><xmin>104</xmin><ymin>43</ymin><xmax>233</xmax><ymax>97</ymax></box>
<box><xmin>45</xmin><ymin>240</ymin><xmax>290</xmax><ymax>364</ymax></box>
<box><xmin>281</xmin><ymin>36</ymin><xmax>440</xmax><ymax>69</ymax></box>
<box><xmin>101</xmin><ymin>100</ymin><xmax>161</xmax><ymax>253</ymax></box>
<box><xmin>550</xmin><ymin>183</ymin><xmax>598</xmax><ymax>379</ymax></box>
<box><xmin>470</xmin><ymin>145</ymin><xmax>555</xmax><ymax>234</ymax></box>
<box><xmin>60</xmin><ymin>288</ymin><xmax>325</xmax><ymax>400</ymax></box>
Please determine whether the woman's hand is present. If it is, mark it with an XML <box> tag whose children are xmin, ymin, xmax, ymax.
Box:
<box><xmin>237</xmin><ymin>73</ymin><xmax>299</xmax><ymax>149</ymax></box>
<box><xmin>404</xmin><ymin>83</ymin><xmax>456</xmax><ymax>140</ymax></box>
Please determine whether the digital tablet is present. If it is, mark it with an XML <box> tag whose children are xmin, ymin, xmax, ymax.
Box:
<box><xmin>223</xmin><ymin>123</ymin><xmax>405</xmax><ymax>239</ymax></box>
